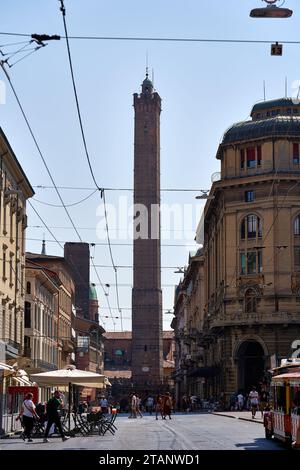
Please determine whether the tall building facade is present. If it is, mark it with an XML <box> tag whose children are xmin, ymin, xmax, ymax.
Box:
<box><xmin>173</xmin><ymin>98</ymin><xmax>300</xmax><ymax>402</ymax></box>
<box><xmin>26</xmin><ymin>253</ymin><xmax>76</xmax><ymax>369</ymax></box>
<box><xmin>131</xmin><ymin>74</ymin><xmax>163</xmax><ymax>388</ymax></box>
<box><xmin>0</xmin><ymin>128</ymin><xmax>34</xmax><ymax>363</ymax></box>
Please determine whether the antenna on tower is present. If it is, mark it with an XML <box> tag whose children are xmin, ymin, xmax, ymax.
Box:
<box><xmin>263</xmin><ymin>80</ymin><xmax>266</xmax><ymax>101</ymax></box>
<box><xmin>41</xmin><ymin>233</ymin><xmax>46</xmax><ymax>255</ymax></box>
<box><xmin>152</xmin><ymin>68</ymin><xmax>155</xmax><ymax>88</ymax></box>
<box><xmin>285</xmin><ymin>76</ymin><xmax>288</xmax><ymax>98</ymax></box>
<box><xmin>146</xmin><ymin>51</ymin><xmax>149</xmax><ymax>77</ymax></box>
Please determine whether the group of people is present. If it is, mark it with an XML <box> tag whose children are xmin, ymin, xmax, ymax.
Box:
<box><xmin>229</xmin><ymin>387</ymin><xmax>270</xmax><ymax>418</ymax></box>
<box><xmin>129</xmin><ymin>393</ymin><xmax>174</xmax><ymax>420</ymax></box>
<box><xmin>17</xmin><ymin>391</ymin><xmax>70</xmax><ymax>443</ymax></box>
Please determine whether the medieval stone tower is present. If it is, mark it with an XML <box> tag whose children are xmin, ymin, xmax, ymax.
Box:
<box><xmin>131</xmin><ymin>73</ymin><xmax>163</xmax><ymax>389</ymax></box>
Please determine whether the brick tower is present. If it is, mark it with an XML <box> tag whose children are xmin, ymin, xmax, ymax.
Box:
<box><xmin>131</xmin><ymin>73</ymin><xmax>163</xmax><ymax>389</ymax></box>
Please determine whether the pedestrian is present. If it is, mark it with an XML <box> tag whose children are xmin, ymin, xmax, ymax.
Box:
<box><xmin>136</xmin><ymin>395</ymin><xmax>143</xmax><ymax>418</ymax></box>
<box><xmin>146</xmin><ymin>395</ymin><xmax>154</xmax><ymax>415</ymax></box>
<box><xmin>128</xmin><ymin>393</ymin><xmax>137</xmax><ymax>418</ymax></box>
<box><xmin>259</xmin><ymin>389</ymin><xmax>270</xmax><ymax>418</ymax></box>
<box><xmin>292</xmin><ymin>390</ymin><xmax>300</xmax><ymax>449</ymax></box>
<box><xmin>237</xmin><ymin>392</ymin><xmax>244</xmax><ymax>411</ymax></box>
<box><xmin>43</xmin><ymin>390</ymin><xmax>70</xmax><ymax>443</ymax></box>
<box><xmin>162</xmin><ymin>392</ymin><xmax>173</xmax><ymax>420</ymax></box>
<box><xmin>155</xmin><ymin>394</ymin><xmax>163</xmax><ymax>420</ymax></box>
<box><xmin>16</xmin><ymin>392</ymin><xmax>39</xmax><ymax>442</ymax></box>
<box><xmin>182</xmin><ymin>395</ymin><xmax>188</xmax><ymax>413</ymax></box>
<box><xmin>99</xmin><ymin>396</ymin><xmax>109</xmax><ymax>414</ymax></box>
<box><xmin>249</xmin><ymin>386</ymin><xmax>259</xmax><ymax>419</ymax></box>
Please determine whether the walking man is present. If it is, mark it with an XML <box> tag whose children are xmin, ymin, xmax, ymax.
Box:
<box><xmin>43</xmin><ymin>390</ymin><xmax>70</xmax><ymax>443</ymax></box>
<box><xmin>249</xmin><ymin>386</ymin><xmax>259</xmax><ymax>419</ymax></box>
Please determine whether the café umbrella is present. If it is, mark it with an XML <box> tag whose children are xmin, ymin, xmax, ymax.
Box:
<box><xmin>30</xmin><ymin>365</ymin><xmax>111</xmax><ymax>431</ymax></box>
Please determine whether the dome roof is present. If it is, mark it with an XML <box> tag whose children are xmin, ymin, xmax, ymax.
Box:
<box><xmin>220</xmin><ymin>98</ymin><xmax>300</xmax><ymax>146</ymax></box>
<box><xmin>221</xmin><ymin>116</ymin><xmax>300</xmax><ymax>145</ymax></box>
<box><xmin>89</xmin><ymin>283</ymin><xmax>98</xmax><ymax>301</ymax></box>
<box><xmin>251</xmin><ymin>97</ymin><xmax>299</xmax><ymax>116</ymax></box>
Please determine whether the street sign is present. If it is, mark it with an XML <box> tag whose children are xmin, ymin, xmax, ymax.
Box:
<box><xmin>271</xmin><ymin>43</ymin><xmax>283</xmax><ymax>56</ymax></box>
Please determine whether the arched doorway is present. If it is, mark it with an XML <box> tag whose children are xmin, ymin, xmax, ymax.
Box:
<box><xmin>237</xmin><ymin>340</ymin><xmax>265</xmax><ymax>393</ymax></box>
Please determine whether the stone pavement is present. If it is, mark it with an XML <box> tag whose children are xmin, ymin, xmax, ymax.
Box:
<box><xmin>0</xmin><ymin>413</ymin><xmax>280</xmax><ymax>450</ymax></box>
<box><xmin>212</xmin><ymin>410</ymin><xmax>264</xmax><ymax>424</ymax></box>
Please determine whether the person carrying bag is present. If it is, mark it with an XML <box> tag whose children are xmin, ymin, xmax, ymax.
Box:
<box><xmin>16</xmin><ymin>392</ymin><xmax>39</xmax><ymax>442</ymax></box>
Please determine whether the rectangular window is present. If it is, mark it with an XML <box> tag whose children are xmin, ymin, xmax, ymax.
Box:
<box><xmin>247</xmin><ymin>215</ymin><xmax>257</xmax><ymax>238</ymax></box>
<box><xmin>2</xmin><ymin>249</ymin><xmax>6</xmax><ymax>279</ymax></box>
<box><xmin>258</xmin><ymin>250</ymin><xmax>263</xmax><ymax>272</ymax></box>
<box><xmin>240</xmin><ymin>252</ymin><xmax>246</xmax><ymax>275</ymax></box>
<box><xmin>245</xmin><ymin>190</ymin><xmax>254</xmax><ymax>202</ymax></box>
<box><xmin>240</xmin><ymin>250</ymin><xmax>262</xmax><ymax>274</ymax></box>
<box><xmin>247</xmin><ymin>251</ymin><xmax>257</xmax><ymax>274</ymax></box>
<box><xmin>293</xmin><ymin>143</ymin><xmax>299</xmax><ymax>164</ymax></box>
<box><xmin>9</xmin><ymin>253</ymin><xmax>13</xmax><ymax>286</ymax></box>
<box><xmin>257</xmin><ymin>146</ymin><xmax>262</xmax><ymax>166</ymax></box>
<box><xmin>24</xmin><ymin>302</ymin><xmax>31</xmax><ymax>328</ymax></box>
<box><xmin>247</xmin><ymin>147</ymin><xmax>256</xmax><ymax>168</ymax></box>
<box><xmin>294</xmin><ymin>247</ymin><xmax>300</xmax><ymax>272</ymax></box>
<box><xmin>240</xmin><ymin>149</ymin><xmax>245</xmax><ymax>169</ymax></box>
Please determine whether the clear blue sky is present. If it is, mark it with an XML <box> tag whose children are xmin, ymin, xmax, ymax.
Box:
<box><xmin>0</xmin><ymin>0</ymin><xmax>299</xmax><ymax>331</ymax></box>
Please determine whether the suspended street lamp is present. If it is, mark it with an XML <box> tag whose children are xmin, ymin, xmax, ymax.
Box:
<box><xmin>250</xmin><ymin>0</ymin><xmax>293</xmax><ymax>18</ymax></box>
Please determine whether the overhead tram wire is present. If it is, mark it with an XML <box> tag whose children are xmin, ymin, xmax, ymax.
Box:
<box><xmin>0</xmin><ymin>57</ymin><xmax>111</xmax><ymax>329</ymax></box>
<box><xmin>28</xmin><ymin>201</ymin><xmax>64</xmax><ymax>250</ymax></box>
<box><xmin>32</xmin><ymin>189</ymin><xmax>98</xmax><ymax>207</ymax></box>
<box><xmin>2</xmin><ymin>30</ymin><xmax>300</xmax><ymax>45</ymax></box>
<box><xmin>58</xmin><ymin>0</ymin><xmax>123</xmax><ymax>331</ymax></box>
<box><xmin>0</xmin><ymin>62</ymin><xmax>82</xmax><ymax>242</ymax></box>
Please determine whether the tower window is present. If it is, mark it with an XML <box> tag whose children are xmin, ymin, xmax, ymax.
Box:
<box><xmin>144</xmin><ymin>345</ymin><xmax>147</xmax><ymax>352</ymax></box>
<box><xmin>26</xmin><ymin>281</ymin><xmax>31</xmax><ymax>294</ymax></box>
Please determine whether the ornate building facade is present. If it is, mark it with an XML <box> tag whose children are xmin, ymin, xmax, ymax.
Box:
<box><xmin>26</xmin><ymin>252</ymin><xmax>76</xmax><ymax>369</ymax></box>
<box><xmin>174</xmin><ymin>98</ymin><xmax>300</xmax><ymax>402</ymax></box>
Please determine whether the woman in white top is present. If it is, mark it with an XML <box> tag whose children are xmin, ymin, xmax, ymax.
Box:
<box><xmin>17</xmin><ymin>392</ymin><xmax>39</xmax><ymax>442</ymax></box>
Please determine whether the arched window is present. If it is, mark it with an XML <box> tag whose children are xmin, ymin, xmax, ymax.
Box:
<box><xmin>294</xmin><ymin>214</ymin><xmax>300</xmax><ymax>235</ymax></box>
<box><xmin>241</xmin><ymin>214</ymin><xmax>262</xmax><ymax>240</ymax></box>
<box><xmin>26</xmin><ymin>281</ymin><xmax>31</xmax><ymax>294</ymax></box>
<box><xmin>244</xmin><ymin>289</ymin><xmax>257</xmax><ymax>313</ymax></box>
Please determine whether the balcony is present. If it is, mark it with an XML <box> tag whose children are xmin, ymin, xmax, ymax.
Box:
<box><xmin>33</xmin><ymin>359</ymin><xmax>57</xmax><ymax>371</ymax></box>
<box><xmin>3</xmin><ymin>338</ymin><xmax>21</xmax><ymax>356</ymax></box>
<box><xmin>208</xmin><ymin>310</ymin><xmax>300</xmax><ymax>329</ymax></box>
<box><xmin>62</xmin><ymin>338</ymin><xmax>75</xmax><ymax>353</ymax></box>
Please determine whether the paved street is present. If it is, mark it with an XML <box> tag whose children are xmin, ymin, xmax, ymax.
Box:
<box><xmin>0</xmin><ymin>413</ymin><xmax>284</xmax><ymax>450</ymax></box>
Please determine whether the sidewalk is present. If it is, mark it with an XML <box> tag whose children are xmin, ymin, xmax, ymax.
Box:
<box><xmin>212</xmin><ymin>410</ymin><xmax>264</xmax><ymax>424</ymax></box>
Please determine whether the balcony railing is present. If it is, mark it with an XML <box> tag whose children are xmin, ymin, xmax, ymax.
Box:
<box><xmin>2</xmin><ymin>338</ymin><xmax>21</xmax><ymax>354</ymax></box>
<box><xmin>32</xmin><ymin>359</ymin><xmax>57</xmax><ymax>371</ymax></box>
<box><xmin>208</xmin><ymin>310</ymin><xmax>300</xmax><ymax>329</ymax></box>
